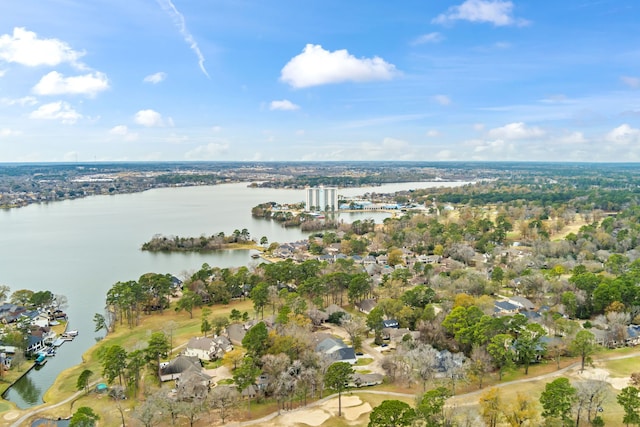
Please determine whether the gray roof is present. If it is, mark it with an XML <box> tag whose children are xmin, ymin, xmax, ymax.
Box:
<box><xmin>187</xmin><ymin>337</ymin><xmax>214</xmax><ymax>351</ymax></box>
<box><xmin>494</xmin><ymin>301</ymin><xmax>519</xmax><ymax>311</ymax></box>
<box><xmin>160</xmin><ymin>356</ymin><xmax>201</xmax><ymax>376</ymax></box>
<box><xmin>332</xmin><ymin>347</ymin><xmax>356</xmax><ymax>362</ymax></box>
<box><xmin>316</xmin><ymin>337</ymin><xmax>346</xmax><ymax>353</ymax></box>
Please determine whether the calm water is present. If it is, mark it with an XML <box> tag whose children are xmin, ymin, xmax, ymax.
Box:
<box><xmin>0</xmin><ymin>181</ymin><xmax>466</xmax><ymax>408</ymax></box>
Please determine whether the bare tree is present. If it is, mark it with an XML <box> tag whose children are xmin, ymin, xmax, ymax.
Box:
<box><xmin>441</xmin><ymin>351</ymin><xmax>467</xmax><ymax>395</ymax></box>
<box><xmin>209</xmin><ymin>385</ymin><xmax>239</xmax><ymax>423</ymax></box>
<box><xmin>406</xmin><ymin>343</ymin><xmax>439</xmax><ymax>391</ymax></box>
<box><xmin>132</xmin><ymin>396</ymin><xmax>162</xmax><ymax>427</ymax></box>
<box><xmin>177</xmin><ymin>398</ymin><xmax>207</xmax><ymax>427</ymax></box>
<box><xmin>574</xmin><ymin>380</ymin><xmax>609</xmax><ymax>426</ymax></box>
<box><xmin>340</xmin><ymin>316</ymin><xmax>367</xmax><ymax>351</ymax></box>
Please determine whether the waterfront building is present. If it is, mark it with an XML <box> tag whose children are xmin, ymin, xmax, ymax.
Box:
<box><xmin>305</xmin><ymin>186</ymin><xmax>338</xmax><ymax>212</ymax></box>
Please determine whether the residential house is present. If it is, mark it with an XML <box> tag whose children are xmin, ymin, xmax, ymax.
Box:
<box><xmin>213</xmin><ymin>335</ymin><xmax>233</xmax><ymax>352</ymax></box>
<box><xmin>382</xmin><ymin>319</ymin><xmax>399</xmax><ymax>329</ymax></box>
<box><xmin>175</xmin><ymin>369</ymin><xmax>212</xmax><ymax>400</ymax></box>
<box><xmin>626</xmin><ymin>325</ymin><xmax>640</xmax><ymax>346</ymax></box>
<box><xmin>26</xmin><ymin>334</ymin><xmax>45</xmax><ymax>354</ymax></box>
<box><xmin>494</xmin><ymin>300</ymin><xmax>519</xmax><ymax>316</ymax></box>
<box><xmin>0</xmin><ymin>303</ymin><xmax>27</xmax><ymax>324</ymax></box>
<box><xmin>160</xmin><ymin>355</ymin><xmax>205</xmax><ymax>382</ymax></box>
<box><xmin>508</xmin><ymin>296</ymin><xmax>536</xmax><ymax>311</ymax></box>
<box><xmin>315</xmin><ymin>337</ymin><xmax>357</xmax><ymax>364</ymax></box>
<box><xmin>350</xmin><ymin>373</ymin><xmax>384</xmax><ymax>388</ymax></box>
<box><xmin>355</xmin><ymin>298</ymin><xmax>377</xmax><ymax>315</ymax></box>
<box><xmin>226</xmin><ymin>323</ymin><xmax>246</xmax><ymax>346</ymax></box>
<box><xmin>184</xmin><ymin>337</ymin><xmax>220</xmax><ymax>361</ymax></box>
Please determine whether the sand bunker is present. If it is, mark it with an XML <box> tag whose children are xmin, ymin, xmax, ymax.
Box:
<box><xmin>324</xmin><ymin>395</ymin><xmax>362</xmax><ymax>409</ymax></box>
<box><xmin>262</xmin><ymin>396</ymin><xmax>374</xmax><ymax>426</ymax></box>
<box><xmin>343</xmin><ymin>402</ymin><xmax>372</xmax><ymax>421</ymax></box>
<box><xmin>3</xmin><ymin>410</ymin><xmax>20</xmax><ymax>421</ymax></box>
<box><xmin>278</xmin><ymin>408</ymin><xmax>331</xmax><ymax>427</ymax></box>
<box><xmin>577</xmin><ymin>367</ymin><xmax>630</xmax><ymax>390</ymax></box>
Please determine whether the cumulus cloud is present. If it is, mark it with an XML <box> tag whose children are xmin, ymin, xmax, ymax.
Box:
<box><xmin>185</xmin><ymin>142</ymin><xmax>230</xmax><ymax>160</ymax></box>
<box><xmin>558</xmin><ymin>131</ymin><xmax>586</xmax><ymax>144</ymax></box>
<box><xmin>280</xmin><ymin>44</ymin><xmax>398</xmax><ymax>88</ymax></box>
<box><xmin>487</xmin><ymin>122</ymin><xmax>545</xmax><ymax>140</ymax></box>
<box><xmin>109</xmin><ymin>125</ymin><xmax>139</xmax><ymax>142</ymax></box>
<box><xmin>157</xmin><ymin>0</ymin><xmax>208</xmax><ymax>77</ymax></box>
<box><xmin>143</xmin><ymin>72</ymin><xmax>167</xmax><ymax>84</ymax></box>
<box><xmin>1</xmin><ymin>96</ymin><xmax>37</xmax><ymax>106</ymax></box>
<box><xmin>269</xmin><ymin>99</ymin><xmax>300</xmax><ymax>111</ymax></box>
<box><xmin>134</xmin><ymin>109</ymin><xmax>164</xmax><ymax>127</ymax></box>
<box><xmin>433</xmin><ymin>94</ymin><xmax>452</xmax><ymax>106</ymax></box>
<box><xmin>606</xmin><ymin>124</ymin><xmax>640</xmax><ymax>144</ymax></box>
<box><xmin>621</xmin><ymin>76</ymin><xmax>640</xmax><ymax>89</ymax></box>
<box><xmin>30</xmin><ymin>101</ymin><xmax>82</xmax><ymax>124</ymax></box>
<box><xmin>412</xmin><ymin>32</ymin><xmax>444</xmax><ymax>45</ymax></box>
<box><xmin>433</xmin><ymin>0</ymin><xmax>528</xmax><ymax>27</ymax></box>
<box><xmin>32</xmin><ymin>71</ymin><xmax>109</xmax><ymax>97</ymax></box>
<box><xmin>0</xmin><ymin>27</ymin><xmax>85</xmax><ymax>67</ymax></box>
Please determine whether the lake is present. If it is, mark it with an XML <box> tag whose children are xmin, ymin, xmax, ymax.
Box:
<box><xmin>0</xmin><ymin>181</ymin><xmax>468</xmax><ymax>407</ymax></box>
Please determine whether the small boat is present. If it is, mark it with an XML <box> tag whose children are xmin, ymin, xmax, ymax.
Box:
<box><xmin>251</xmin><ymin>253</ymin><xmax>260</xmax><ymax>259</ymax></box>
<box><xmin>66</xmin><ymin>330</ymin><xmax>79</xmax><ymax>336</ymax></box>
<box><xmin>35</xmin><ymin>354</ymin><xmax>47</xmax><ymax>366</ymax></box>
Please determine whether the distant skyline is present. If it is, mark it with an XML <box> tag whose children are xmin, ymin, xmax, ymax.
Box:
<box><xmin>1</xmin><ymin>0</ymin><xmax>639</xmax><ymax>162</ymax></box>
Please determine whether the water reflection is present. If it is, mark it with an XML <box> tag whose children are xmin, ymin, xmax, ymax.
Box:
<box><xmin>9</xmin><ymin>371</ymin><xmax>41</xmax><ymax>406</ymax></box>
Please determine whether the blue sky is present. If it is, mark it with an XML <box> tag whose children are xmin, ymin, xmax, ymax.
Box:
<box><xmin>1</xmin><ymin>0</ymin><xmax>639</xmax><ymax>162</ymax></box>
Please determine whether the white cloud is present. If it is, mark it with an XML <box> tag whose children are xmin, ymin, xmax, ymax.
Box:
<box><xmin>433</xmin><ymin>94</ymin><xmax>452</xmax><ymax>106</ymax></box>
<box><xmin>109</xmin><ymin>125</ymin><xmax>139</xmax><ymax>142</ymax></box>
<box><xmin>412</xmin><ymin>32</ymin><xmax>444</xmax><ymax>45</ymax></box>
<box><xmin>157</xmin><ymin>0</ymin><xmax>208</xmax><ymax>77</ymax></box>
<box><xmin>0</xmin><ymin>27</ymin><xmax>85</xmax><ymax>67</ymax></box>
<box><xmin>30</xmin><ymin>101</ymin><xmax>82</xmax><ymax>124</ymax></box>
<box><xmin>0</xmin><ymin>69</ymin><xmax>5</xmax><ymax>77</ymax></box>
<box><xmin>269</xmin><ymin>99</ymin><xmax>300</xmax><ymax>111</ymax></box>
<box><xmin>134</xmin><ymin>109</ymin><xmax>164</xmax><ymax>127</ymax></box>
<box><xmin>143</xmin><ymin>72</ymin><xmax>167</xmax><ymax>84</ymax></box>
<box><xmin>487</xmin><ymin>122</ymin><xmax>545</xmax><ymax>140</ymax></box>
<box><xmin>426</xmin><ymin>129</ymin><xmax>441</xmax><ymax>137</ymax></box>
<box><xmin>1</xmin><ymin>96</ymin><xmax>37</xmax><ymax>106</ymax></box>
<box><xmin>32</xmin><ymin>71</ymin><xmax>109</xmax><ymax>97</ymax></box>
<box><xmin>473</xmin><ymin>123</ymin><xmax>485</xmax><ymax>131</ymax></box>
<box><xmin>0</xmin><ymin>128</ymin><xmax>22</xmax><ymax>137</ymax></box>
<box><xmin>621</xmin><ymin>76</ymin><xmax>640</xmax><ymax>89</ymax></box>
<box><xmin>433</xmin><ymin>0</ymin><xmax>527</xmax><ymax>27</ymax></box>
<box><xmin>185</xmin><ymin>142</ymin><xmax>230</xmax><ymax>160</ymax></box>
<box><xmin>211</xmin><ymin>126</ymin><xmax>222</xmax><ymax>132</ymax></box>
<box><xmin>280</xmin><ymin>44</ymin><xmax>398</xmax><ymax>88</ymax></box>
<box><xmin>557</xmin><ymin>131</ymin><xmax>586</xmax><ymax>144</ymax></box>
<box><xmin>296</xmin><ymin>129</ymin><xmax>305</xmax><ymax>136</ymax></box>
<box><xmin>606</xmin><ymin>124</ymin><xmax>640</xmax><ymax>144</ymax></box>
